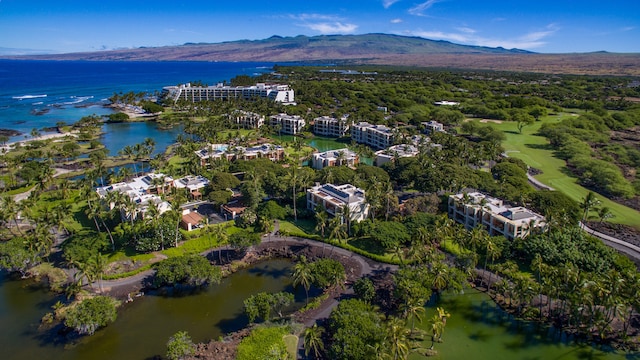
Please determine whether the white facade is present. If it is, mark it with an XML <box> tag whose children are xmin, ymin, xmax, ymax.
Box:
<box><xmin>422</xmin><ymin>120</ymin><xmax>445</xmax><ymax>134</ymax></box>
<box><xmin>231</xmin><ymin>110</ymin><xmax>264</xmax><ymax>129</ymax></box>
<box><xmin>448</xmin><ymin>192</ymin><xmax>546</xmax><ymax>240</ymax></box>
<box><xmin>313</xmin><ymin>115</ymin><xmax>350</xmax><ymax>137</ymax></box>
<box><xmin>269</xmin><ymin>113</ymin><xmax>306</xmax><ymax>135</ymax></box>
<box><xmin>96</xmin><ymin>172</ymin><xmax>173</xmax><ymax>221</ymax></box>
<box><xmin>311</xmin><ymin>148</ymin><xmax>359</xmax><ymax>170</ymax></box>
<box><xmin>163</xmin><ymin>83</ymin><xmax>295</xmax><ymax>104</ymax></box>
<box><xmin>307</xmin><ymin>183</ymin><xmax>369</xmax><ymax>223</ymax></box>
<box><xmin>375</xmin><ymin>144</ymin><xmax>420</xmax><ymax>166</ymax></box>
<box><xmin>351</xmin><ymin>122</ymin><xmax>395</xmax><ymax>149</ymax></box>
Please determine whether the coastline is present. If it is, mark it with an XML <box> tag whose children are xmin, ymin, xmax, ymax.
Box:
<box><xmin>0</xmin><ymin>131</ymin><xmax>78</xmax><ymax>153</ymax></box>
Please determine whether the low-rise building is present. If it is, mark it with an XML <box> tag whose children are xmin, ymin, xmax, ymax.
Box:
<box><xmin>311</xmin><ymin>148</ymin><xmax>359</xmax><ymax>170</ymax></box>
<box><xmin>195</xmin><ymin>143</ymin><xmax>284</xmax><ymax>166</ymax></box>
<box><xmin>375</xmin><ymin>144</ymin><xmax>420</xmax><ymax>166</ymax></box>
<box><xmin>96</xmin><ymin>172</ymin><xmax>173</xmax><ymax>222</ymax></box>
<box><xmin>448</xmin><ymin>192</ymin><xmax>545</xmax><ymax>240</ymax></box>
<box><xmin>313</xmin><ymin>115</ymin><xmax>350</xmax><ymax>137</ymax></box>
<box><xmin>351</xmin><ymin>122</ymin><xmax>395</xmax><ymax>149</ymax></box>
<box><xmin>269</xmin><ymin>114</ymin><xmax>306</xmax><ymax>135</ymax></box>
<box><xmin>307</xmin><ymin>183</ymin><xmax>369</xmax><ymax>223</ymax></box>
<box><xmin>173</xmin><ymin>175</ymin><xmax>210</xmax><ymax>199</ymax></box>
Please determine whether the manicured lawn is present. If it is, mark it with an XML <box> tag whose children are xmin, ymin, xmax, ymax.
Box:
<box><xmin>465</xmin><ymin>114</ymin><xmax>640</xmax><ymax>228</ymax></box>
<box><xmin>278</xmin><ymin>219</ymin><xmax>318</xmax><ymax>239</ymax></box>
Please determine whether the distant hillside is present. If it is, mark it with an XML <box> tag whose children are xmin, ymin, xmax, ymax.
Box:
<box><xmin>4</xmin><ymin>33</ymin><xmax>640</xmax><ymax>76</ymax></box>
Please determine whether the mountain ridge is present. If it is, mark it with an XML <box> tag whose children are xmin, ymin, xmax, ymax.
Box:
<box><xmin>3</xmin><ymin>33</ymin><xmax>640</xmax><ymax>76</ymax></box>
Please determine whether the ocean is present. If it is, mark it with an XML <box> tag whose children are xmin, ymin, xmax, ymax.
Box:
<box><xmin>0</xmin><ymin>60</ymin><xmax>275</xmax><ymax>143</ymax></box>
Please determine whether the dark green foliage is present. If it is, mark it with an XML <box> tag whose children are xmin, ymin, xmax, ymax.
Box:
<box><xmin>518</xmin><ymin>229</ymin><xmax>621</xmax><ymax>273</ymax></box>
<box><xmin>154</xmin><ymin>255</ymin><xmax>221</xmax><ymax>287</ymax></box>
<box><xmin>529</xmin><ymin>191</ymin><xmax>581</xmax><ymax>224</ymax></box>
<box><xmin>244</xmin><ymin>291</ymin><xmax>294</xmax><ymax>323</ymax></box>
<box><xmin>228</xmin><ymin>229</ymin><xmax>261</xmax><ymax>253</ymax></box>
<box><xmin>62</xmin><ymin>231</ymin><xmax>109</xmax><ymax>267</ymax></box>
<box><xmin>107</xmin><ymin>112</ymin><xmax>129</xmax><ymax>122</ymax></box>
<box><xmin>370</xmin><ymin>221</ymin><xmax>410</xmax><ymax>250</ymax></box>
<box><xmin>0</xmin><ymin>237</ymin><xmax>39</xmax><ymax>276</ymax></box>
<box><xmin>166</xmin><ymin>331</ymin><xmax>196</xmax><ymax>360</ymax></box>
<box><xmin>327</xmin><ymin>299</ymin><xmax>386</xmax><ymax>360</ymax></box>
<box><xmin>207</xmin><ymin>171</ymin><xmax>241</xmax><ymax>191</ymax></box>
<box><xmin>353</xmin><ymin>277</ymin><xmax>375</xmax><ymax>303</ymax></box>
<box><xmin>258</xmin><ymin>200</ymin><xmax>289</xmax><ymax>220</ymax></box>
<box><xmin>64</xmin><ymin>296</ymin><xmax>118</xmax><ymax>335</ymax></box>
<box><xmin>141</xmin><ymin>101</ymin><xmax>164</xmax><ymax>113</ymax></box>
<box><xmin>310</xmin><ymin>258</ymin><xmax>346</xmax><ymax>289</ymax></box>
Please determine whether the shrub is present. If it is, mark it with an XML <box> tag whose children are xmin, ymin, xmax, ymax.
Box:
<box><xmin>64</xmin><ymin>296</ymin><xmax>119</xmax><ymax>335</ymax></box>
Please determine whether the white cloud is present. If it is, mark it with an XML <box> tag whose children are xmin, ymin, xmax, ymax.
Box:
<box><xmin>408</xmin><ymin>0</ymin><xmax>441</xmax><ymax>16</ymax></box>
<box><xmin>383</xmin><ymin>0</ymin><xmax>401</xmax><ymax>8</ymax></box>
<box><xmin>306</xmin><ymin>22</ymin><xmax>358</xmax><ymax>34</ymax></box>
<box><xmin>391</xmin><ymin>18</ymin><xmax>403</xmax><ymax>24</ymax></box>
<box><xmin>291</xmin><ymin>13</ymin><xmax>358</xmax><ymax>34</ymax></box>
<box><xmin>402</xmin><ymin>24</ymin><xmax>559</xmax><ymax>50</ymax></box>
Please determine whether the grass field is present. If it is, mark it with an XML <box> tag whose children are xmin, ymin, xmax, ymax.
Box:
<box><xmin>466</xmin><ymin>114</ymin><xmax>640</xmax><ymax>228</ymax></box>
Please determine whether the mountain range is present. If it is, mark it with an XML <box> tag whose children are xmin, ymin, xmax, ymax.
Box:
<box><xmin>4</xmin><ymin>33</ymin><xmax>640</xmax><ymax>76</ymax></box>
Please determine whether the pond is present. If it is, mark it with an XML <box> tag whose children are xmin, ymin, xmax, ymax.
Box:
<box><xmin>410</xmin><ymin>289</ymin><xmax>631</xmax><ymax>360</ymax></box>
<box><xmin>0</xmin><ymin>259</ymin><xmax>302</xmax><ymax>360</ymax></box>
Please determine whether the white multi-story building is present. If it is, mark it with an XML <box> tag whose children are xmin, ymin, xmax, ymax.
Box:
<box><xmin>313</xmin><ymin>115</ymin><xmax>350</xmax><ymax>137</ymax></box>
<box><xmin>448</xmin><ymin>192</ymin><xmax>546</xmax><ymax>240</ymax></box>
<box><xmin>231</xmin><ymin>110</ymin><xmax>265</xmax><ymax>129</ymax></box>
<box><xmin>422</xmin><ymin>120</ymin><xmax>445</xmax><ymax>134</ymax></box>
<box><xmin>96</xmin><ymin>173</ymin><xmax>173</xmax><ymax>221</ymax></box>
<box><xmin>162</xmin><ymin>83</ymin><xmax>295</xmax><ymax>104</ymax></box>
<box><xmin>269</xmin><ymin>114</ymin><xmax>306</xmax><ymax>135</ymax></box>
<box><xmin>351</xmin><ymin>122</ymin><xmax>395</xmax><ymax>149</ymax></box>
<box><xmin>307</xmin><ymin>183</ymin><xmax>369</xmax><ymax>223</ymax></box>
<box><xmin>311</xmin><ymin>148</ymin><xmax>359</xmax><ymax>170</ymax></box>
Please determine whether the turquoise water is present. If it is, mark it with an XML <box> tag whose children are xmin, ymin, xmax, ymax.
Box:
<box><xmin>0</xmin><ymin>60</ymin><xmax>274</xmax><ymax>141</ymax></box>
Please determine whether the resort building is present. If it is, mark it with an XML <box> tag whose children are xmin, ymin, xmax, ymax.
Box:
<box><xmin>375</xmin><ymin>144</ymin><xmax>420</xmax><ymax>166</ymax></box>
<box><xmin>311</xmin><ymin>148</ymin><xmax>359</xmax><ymax>170</ymax></box>
<box><xmin>233</xmin><ymin>144</ymin><xmax>285</xmax><ymax>162</ymax></box>
<box><xmin>195</xmin><ymin>144</ymin><xmax>232</xmax><ymax>166</ymax></box>
<box><xmin>307</xmin><ymin>183</ymin><xmax>369</xmax><ymax>223</ymax></box>
<box><xmin>448</xmin><ymin>192</ymin><xmax>546</xmax><ymax>240</ymax></box>
<box><xmin>230</xmin><ymin>110</ymin><xmax>265</xmax><ymax>129</ymax></box>
<box><xmin>95</xmin><ymin>172</ymin><xmax>173</xmax><ymax>222</ymax></box>
<box><xmin>269</xmin><ymin>114</ymin><xmax>306</xmax><ymax>135</ymax></box>
<box><xmin>422</xmin><ymin>120</ymin><xmax>445</xmax><ymax>134</ymax></box>
<box><xmin>173</xmin><ymin>175</ymin><xmax>210</xmax><ymax>199</ymax></box>
<box><xmin>351</xmin><ymin>122</ymin><xmax>395</xmax><ymax>150</ymax></box>
<box><xmin>162</xmin><ymin>83</ymin><xmax>295</xmax><ymax>104</ymax></box>
<box><xmin>313</xmin><ymin>115</ymin><xmax>350</xmax><ymax>137</ymax></box>
<box><xmin>195</xmin><ymin>143</ymin><xmax>284</xmax><ymax>166</ymax></box>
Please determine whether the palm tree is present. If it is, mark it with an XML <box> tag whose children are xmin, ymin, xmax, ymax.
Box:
<box><xmin>597</xmin><ymin>206</ymin><xmax>614</xmax><ymax>223</ymax></box>
<box><xmin>580</xmin><ymin>191</ymin><xmax>601</xmax><ymax>223</ymax></box>
<box><xmin>401</xmin><ymin>296</ymin><xmax>426</xmax><ymax>334</ymax></box>
<box><xmin>304</xmin><ymin>324</ymin><xmax>325</xmax><ymax>359</ymax></box>
<box><xmin>88</xmin><ymin>252</ymin><xmax>108</xmax><ymax>293</ymax></box>
<box><xmin>386</xmin><ymin>317</ymin><xmax>411</xmax><ymax>360</ymax></box>
<box><xmin>429</xmin><ymin>307</ymin><xmax>450</xmax><ymax>350</ymax></box>
<box><xmin>292</xmin><ymin>255</ymin><xmax>314</xmax><ymax>305</ymax></box>
<box><xmin>314</xmin><ymin>207</ymin><xmax>329</xmax><ymax>256</ymax></box>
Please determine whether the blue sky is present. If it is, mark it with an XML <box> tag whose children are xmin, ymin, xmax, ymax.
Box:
<box><xmin>0</xmin><ymin>0</ymin><xmax>638</xmax><ymax>54</ymax></box>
